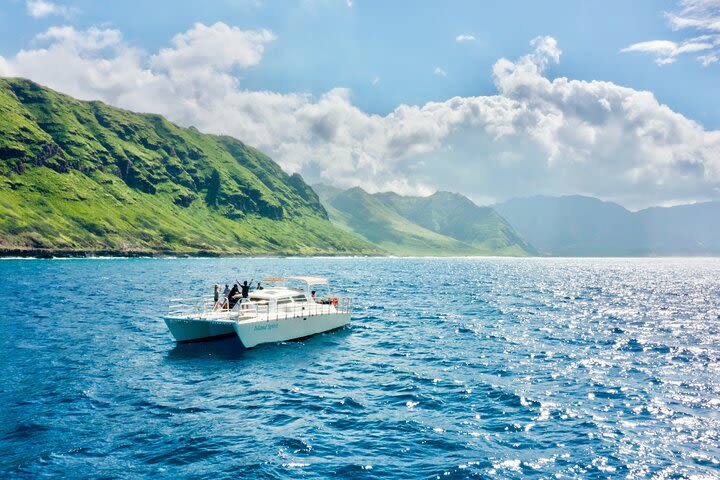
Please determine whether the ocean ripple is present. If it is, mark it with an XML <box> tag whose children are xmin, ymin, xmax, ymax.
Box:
<box><xmin>1</xmin><ymin>257</ymin><xmax>719</xmax><ymax>478</ymax></box>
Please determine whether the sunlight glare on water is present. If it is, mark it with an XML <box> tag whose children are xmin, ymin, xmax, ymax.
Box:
<box><xmin>1</xmin><ymin>257</ymin><xmax>719</xmax><ymax>478</ymax></box>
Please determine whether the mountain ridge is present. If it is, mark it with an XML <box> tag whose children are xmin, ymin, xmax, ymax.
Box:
<box><xmin>374</xmin><ymin>190</ymin><xmax>535</xmax><ymax>254</ymax></box>
<box><xmin>4</xmin><ymin>78</ymin><xmax>715</xmax><ymax>258</ymax></box>
<box><xmin>494</xmin><ymin>195</ymin><xmax>720</xmax><ymax>256</ymax></box>
<box><xmin>314</xmin><ymin>183</ymin><xmax>535</xmax><ymax>256</ymax></box>
<box><xmin>0</xmin><ymin>77</ymin><xmax>380</xmax><ymax>256</ymax></box>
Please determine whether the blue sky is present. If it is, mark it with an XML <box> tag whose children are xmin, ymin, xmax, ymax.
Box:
<box><xmin>1</xmin><ymin>0</ymin><xmax>719</xmax><ymax>207</ymax></box>
<box><xmin>2</xmin><ymin>0</ymin><xmax>716</xmax><ymax>125</ymax></box>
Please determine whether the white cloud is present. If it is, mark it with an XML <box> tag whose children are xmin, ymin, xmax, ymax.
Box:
<box><xmin>455</xmin><ymin>34</ymin><xmax>476</xmax><ymax>42</ymax></box>
<box><xmin>698</xmin><ymin>52</ymin><xmax>719</xmax><ymax>64</ymax></box>
<box><xmin>35</xmin><ymin>25</ymin><xmax>123</xmax><ymax>50</ymax></box>
<box><xmin>622</xmin><ymin>0</ymin><xmax>720</xmax><ymax>66</ymax></box>
<box><xmin>1</xmin><ymin>27</ymin><xmax>719</xmax><ymax>208</ymax></box>
<box><xmin>25</xmin><ymin>0</ymin><xmax>75</xmax><ymax>19</ymax></box>
<box><xmin>433</xmin><ymin>67</ymin><xmax>447</xmax><ymax>76</ymax></box>
<box><xmin>151</xmin><ymin>22</ymin><xmax>275</xmax><ymax>72</ymax></box>
<box><xmin>621</xmin><ymin>39</ymin><xmax>713</xmax><ymax>64</ymax></box>
<box><xmin>0</xmin><ymin>56</ymin><xmax>12</xmax><ymax>76</ymax></box>
<box><xmin>667</xmin><ymin>0</ymin><xmax>720</xmax><ymax>31</ymax></box>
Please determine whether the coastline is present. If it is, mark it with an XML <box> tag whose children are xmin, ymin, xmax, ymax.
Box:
<box><xmin>0</xmin><ymin>248</ymin><xmax>379</xmax><ymax>259</ymax></box>
<box><xmin>3</xmin><ymin>248</ymin><xmax>720</xmax><ymax>259</ymax></box>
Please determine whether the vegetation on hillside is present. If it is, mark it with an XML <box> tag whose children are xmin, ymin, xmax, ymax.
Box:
<box><xmin>315</xmin><ymin>185</ymin><xmax>534</xmax><ymax>256</ymax></box>
<box><xmin>0</xmin><ymin>78</ymin><xmax>379</xmax><ymax>255</ymax></box>
<box><xmin>375</xmin><ymin>191</ymin><xmax>535</xmax><ymax>255</ymax></box>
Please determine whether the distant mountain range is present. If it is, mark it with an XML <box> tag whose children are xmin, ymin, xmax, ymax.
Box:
<box><xmin>313</xmin><ymin>184</ymin><xmax>535</xmax><ymax>256</ymax></box>
<box><xmin>0</xmin><ymin>78</ymin><xmax>378</xmax><ymax>256</ymax></box>
<box><xmin>315</xmin><ymin>185</ymin><xmax>720</xmax><ymax>256</ymax></box>
<box><xmin>494</xmin><ymin>195</ymin><xmax>720</xmax><ymax>256</ymax></box>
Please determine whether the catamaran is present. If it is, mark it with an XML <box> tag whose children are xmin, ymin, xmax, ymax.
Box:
<box><xmin>163</xmin><ymin>276</ymin><xmax>352</xmax><ymax>348</ymax></box>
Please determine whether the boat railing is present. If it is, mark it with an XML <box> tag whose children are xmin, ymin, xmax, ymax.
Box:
<box><xmin>167</xmin><ymin>296</ymin><xmax>352</xmax><ymax>320</ymax></box>
<box><xmin>263</xmin><ymin>297</ymin><xmax>353</xmax><ymax>321</ymax></box>
<box><xmin>167</xmin><ymin>295</ymin><xmax>217</xmax><ymax>317</ymax></box>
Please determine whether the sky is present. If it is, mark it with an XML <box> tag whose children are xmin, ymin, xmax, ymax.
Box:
<box><xmin>0</xmin><ymin>0</ymin><xmax>719</xmax><ymax>209</ymax></box>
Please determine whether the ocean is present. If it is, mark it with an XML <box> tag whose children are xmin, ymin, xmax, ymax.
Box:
<box><xmin>1</xmin><ymin>257</ymin><xmax>719</xmax><ymax>478</ymax></box>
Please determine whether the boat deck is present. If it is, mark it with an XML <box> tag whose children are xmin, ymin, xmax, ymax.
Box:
<box><xmin>166</xmin><ymin>298</ymin><xmax>352</xmax><ymax>324</ymax></box>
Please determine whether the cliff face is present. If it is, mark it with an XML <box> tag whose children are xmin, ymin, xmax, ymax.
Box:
<box><xmin>0</xmin><ymin>78</ymin><xmax>377</xmax><ymax>255</ymax></box>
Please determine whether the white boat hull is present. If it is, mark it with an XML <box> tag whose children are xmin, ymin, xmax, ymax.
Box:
<box><xmin>164</xmin><ymin>317</ymin><xmax>235</xmax><ymax>342</ymax></box>
<box><xmin>233</xmin><ymin>312</ymin><xmax>351</xmax><ymax>348</ymax></box>
<box><xmin>165</xmin><ymin>280</ymin><xmax>352</xmax><ymax>347</ymax></box>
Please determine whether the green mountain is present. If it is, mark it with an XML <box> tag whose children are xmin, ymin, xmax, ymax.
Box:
<box><xmin>315</xmin><ymin>185</ymin><xmax>534</xmax><ymax>256</ymax></box>
<box><xmin>374</xmin><ymin>191</ymin><xmax>535</xmax><ymax>254</ymax></box>
<box><xmin>0</xmin><ymin>78</ymin><xmax>379</xmax><ymax>256</ymax></box>
<box><xmin>494</xmin><ymin>195</ymin><xmax>720</xmax><ymax>256</ymax></box>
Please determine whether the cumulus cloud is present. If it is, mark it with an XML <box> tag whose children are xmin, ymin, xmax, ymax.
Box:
<box><xmin>0</xmin><ymin>26</ymin><xmax>719</xmax><ymax>208</ymax></box>
<box><xmin>455</xmin><ymin>34</ymin><xmax>476</xmax><ymax>42</ymax></box>
<box><xmin>622</xmin><ymin>0</ymin><xmax>720</xmax><ymax>66</ymax></box>
<box><xmin>151</xmin><ymin>22</ymin><xmax>275</xmax><ymax>72</ymax></box>
<box><xmin>25</xmin><ymin>0</ymin><xmax>75</xmax><ymax>19</ymax></box>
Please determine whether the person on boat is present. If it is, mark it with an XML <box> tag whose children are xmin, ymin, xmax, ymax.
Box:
<box><xmin>255</xmin><ymin>282</ymin><xmax>264</xmax><ymax>291</ymax></box>
<box><xmin>213</xmin><ymin>284</ymin><xmax>221</xmax><ymax>311</ymax></box>
<box><xmin>241</xmin><ymin>280</ymin><xmax>253</xmax><ymax>299</ymax></box>
<box><xmin>222</xmin><ymin>284</ymin><xmax>231</xmax><ymax>309</ymax></box>
<box><xmin>237</xmin><ymin>280</ymin><xmax>253</xmax><ymax>310</ymax></box>
<box><xmin>316</xmin><ymin>292</ymin><xmax>329</xmax><ymax>304</ymax></box>
<box><xmin>227</xmin><ymin>283</ymin><xmax>241</xmax><ymax>309</ymax></box>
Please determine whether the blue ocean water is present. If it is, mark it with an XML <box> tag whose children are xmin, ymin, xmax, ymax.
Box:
<box><xmin>1</xmin><ymin>257</ymin><xmax>719</xmax><ymax>479</ymax></box>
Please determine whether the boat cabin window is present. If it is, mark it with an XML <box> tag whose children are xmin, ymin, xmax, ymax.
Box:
<box><xmin>276</xmin><ymin>297</ymin><xmax>292</xmax><ymax>306</ymax></box>
<box><xmin>292</xmin><ymin>295</ymin><xmax>307</xmax><ymax>303</ymax></box>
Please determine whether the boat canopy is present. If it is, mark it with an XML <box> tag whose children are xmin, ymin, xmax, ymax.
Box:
<box><xmin>288</xmin><ymin>276</ymin><xmax>328</xmax><ymax>285</ymax></box>
<box><xmin>262</xmin><ymin>277</ymin><xmax>285</xmax><ymax>283</ymax></box>
<box><xmin>262</xmin><ymin>276</ymin><xmax>328</xmax><ymax>285</ymax></box>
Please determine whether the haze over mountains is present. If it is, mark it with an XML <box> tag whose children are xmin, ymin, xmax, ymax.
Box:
<box><xmin>317</xmin><ymin>185</ymin><xmax>720</xmax><ymax>257</ymax></box>
<box><xmin>495</xmin><ymin>196</ymin><xmax>720</xmax><ymax>256</ymax></box>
